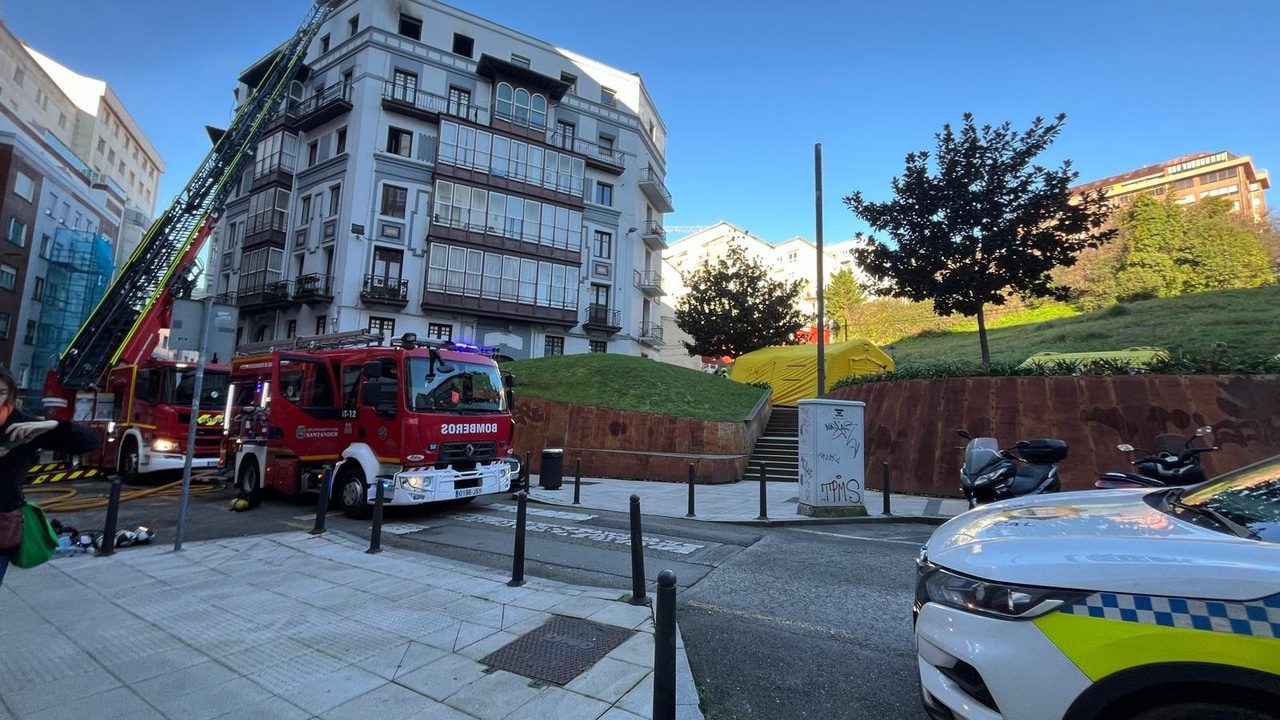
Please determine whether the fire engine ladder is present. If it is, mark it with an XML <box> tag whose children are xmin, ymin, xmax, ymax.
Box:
<box><xmin>234</xmin><ymin>330</ymin><xmax>386</xmax><ymax>356</ymax></box>
<box><xmin>54</xmin><ymin>0</ymin><xmax>337</xmax><ymax>391</ymax></box>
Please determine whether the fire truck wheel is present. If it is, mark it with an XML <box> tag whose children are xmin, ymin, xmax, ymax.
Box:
<box><xmin>338</xmin><ymin>465</ymin><xmax>372</xmax><ymax>520</ymax></box>
<box><xmin>236</xmin><ymin>457</ymin><xmax>263</xmax><ymax>508</ymax></box>
<box><xmin>118</xmin><ymin>438</ymin><xmax>141</xmax><ymax>485</ymax></box>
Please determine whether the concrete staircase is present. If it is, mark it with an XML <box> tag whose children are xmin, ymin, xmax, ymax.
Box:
<box><xmin>745</xmin><ymin>406</ymin><xmax>799</xmax><ymax>482</ymax></box>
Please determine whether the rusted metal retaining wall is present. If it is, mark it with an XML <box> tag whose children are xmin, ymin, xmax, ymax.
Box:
<box><xmin>827</xmin><ymin>375</ymin><xmax>1280</xmax><ymax>497</ymax></box>
<box><xmin>512</xmin><ymin>392</ymin><xmax>771</xmax><ymax>484</ymax></box>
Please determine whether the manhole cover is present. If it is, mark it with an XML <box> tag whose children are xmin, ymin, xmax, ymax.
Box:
<box><xmin>481</xmin><ymin>615</ymin><xmax>636</xmax><ymax>685</ymax></box>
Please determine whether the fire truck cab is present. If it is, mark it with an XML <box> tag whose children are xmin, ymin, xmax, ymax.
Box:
<box><xmin>227</xmin><ymin>331</ymin><xmax>518</xmax><ymax>517</ymax></box>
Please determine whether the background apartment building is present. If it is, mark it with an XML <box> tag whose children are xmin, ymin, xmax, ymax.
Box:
<box><xmin>214</xmin><ymin>0</ymin><xmax>672</xmax><ymax>360</ymax></box>
<box><xmin>1073</xmin><ymin>151</ymin><xmax>1270</xmax><ymax>222</ymax></box>
<box><xmin>0</xmin><ymin>20</ymin><xmax>157</xmax><ymax>399</ymax></box>
<box><xmin>659</xmin><ymin>221</ymin><xmax>869</xmax><ymax>368</ymax></box>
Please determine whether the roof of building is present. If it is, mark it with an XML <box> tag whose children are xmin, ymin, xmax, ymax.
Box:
<box><xmin>1072</xmin><ymin>151</ymin><xmax>1240</xmax><ymax>194</ymax></box>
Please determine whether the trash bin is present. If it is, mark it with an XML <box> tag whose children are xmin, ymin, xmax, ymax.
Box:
<box><xmin>539</xmin><ymin>448</ymin><xmax>564</xmax><ymax>490</ymax></box>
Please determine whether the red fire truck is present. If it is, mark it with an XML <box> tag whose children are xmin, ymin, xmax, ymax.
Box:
<box><xmin>226</xmin><ymin>331</ymin><xmax>519</xmax><ymax>517</ymax></box>
<box><xmin>39</xmin><ymin>1</ymin><xmax>335</xmax><ymax>482</ymax></box>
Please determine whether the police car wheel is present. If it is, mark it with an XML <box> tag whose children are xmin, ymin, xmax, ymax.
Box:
<box><xmin>1129</xmin><ymin>702</ymin><xmax>1277</xmax><ymax>720</ymax></box>
<box><xmin>338</xmin><ymin>465</ymin><xmax>372</xmax><ymax>520</ymax></box>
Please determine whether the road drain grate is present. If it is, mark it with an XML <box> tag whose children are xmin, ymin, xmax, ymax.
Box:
<box><xmin>481</xmin><ymin>615</ymin><xmax>636</xmax><ymax>685</ymax></box>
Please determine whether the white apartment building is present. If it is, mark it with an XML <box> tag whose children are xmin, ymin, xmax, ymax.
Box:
<box><xmin>214</xmin><ymin>0</ymin><xmax>672</xmax><ymax>360</ymax></box>
<box><xmin>659</xmin><ymin>221</ymin><xmax>870</xmax><ymax>367</ymax></box>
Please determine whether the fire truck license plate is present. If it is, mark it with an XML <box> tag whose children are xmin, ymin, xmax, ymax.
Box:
<box><xmin>455</xmin><ymin>486</ymin><xmax>483</xmax><ymax>499</ymax></box>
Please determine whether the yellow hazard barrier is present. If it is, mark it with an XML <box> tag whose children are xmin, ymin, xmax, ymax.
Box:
<box><xmin>30</xmin><ymin>468</ymin><xmax>105</xmax><ymax>485</ymax></box>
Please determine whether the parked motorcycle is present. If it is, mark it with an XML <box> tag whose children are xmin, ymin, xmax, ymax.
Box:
<box><xmin>1095</xmin><ymin>426</ymin><xmax>1217</xmax><ymax>489</ymax></box>
<box><xmin>957</xmin><ymin>429</ymin><xmax>1069</xmax><ymax>508</ymax></box>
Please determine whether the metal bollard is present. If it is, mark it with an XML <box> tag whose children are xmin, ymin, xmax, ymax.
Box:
<box><xmin>310</xmin><ymin>466</ymin><xmax>333</xmax><ymax>535</ymax></box>
<box><xmin>524</xmin><ymin>450</ymin><xmax>532</xmax><ymax>492</ymax></box>
<box><xmin>97</xmin><ymin>476</ymin><xmax>123</xmax><ymax>557</ymax></box>
<box><xmin>572</xmin><ymin>457</ymin><xmax>582</xmax><ymax>505</ymax></box>
<box><xmin>509</xmin><ymin>491</ymin><xmax>528</xmax><ymax>587</ymax></box>
<box><xmin>757</xmin><ymin>462</ymin><xmax>768</xmax><ymax>520</ymax></box>
<box><xmin>652</xmin><ymin>569</ymin><xmax>678</xmax><ymax>720</ymax></box>
<box><xmin>882</xmin><ymin>461</ymin><xmax>892</xmax><ymax>516</ymax></box>
<box><xmin>367</xmin><ymin>476</ymin><xmax>388</xmax><ymax>554</ymax></box>
<box><xmin>685</xmin><ymin>462</ymin><xmax>696</xmax><ymax>518</ymax></box>
<box><xmin>628</xmin><ymin>494</ymin><xmax>649</xmax><ymax>606</ymax></box>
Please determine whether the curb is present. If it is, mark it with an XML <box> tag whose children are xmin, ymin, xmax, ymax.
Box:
<box><xmin>522</xmin><ymin>495</ymin><xmax>955</xmax><ymax>527</ymax></box>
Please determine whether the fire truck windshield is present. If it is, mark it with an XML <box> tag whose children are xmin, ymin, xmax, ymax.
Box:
<box><xmin>406</xmin><ymin>359</ymin><xmax>507</xmax><ymax>414</ymax></box>
<box><xmin>167</xmin><ymin>368</ymin><xmax>230</xmax><ymax>409</ymax></box>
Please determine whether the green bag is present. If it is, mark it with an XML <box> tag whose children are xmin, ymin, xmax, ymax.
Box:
<box><xmin>13</xmin><ymin>502</ymin><xmax>58</xmax><ymax>569</ymax></box>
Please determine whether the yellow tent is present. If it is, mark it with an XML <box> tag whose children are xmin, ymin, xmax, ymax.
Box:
<box><xmin>729</xmin><ymin>339</ymin><xmax>895</xmax><ymax>405</ymax></box>
<box><xmin>1018</xmin><ymin>347</ymin><xmax>1168</xmax><ymax>370</ymax></box>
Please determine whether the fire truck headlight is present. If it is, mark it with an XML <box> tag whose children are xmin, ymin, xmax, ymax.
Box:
<box><xmin>152</xmin><ymin>438</ymin><xmax>179</xmax><ymax>453</ymax></box>
<box><xmin>403</xmin><ymin>474</ymin><xmax>432</xmax><ymax>491</ymax></box>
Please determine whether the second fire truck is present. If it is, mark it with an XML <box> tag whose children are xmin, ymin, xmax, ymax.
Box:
<box><xmin>226</xmin><ymin>331</ymin><xmax>519</xmax><ymax>517</ymax></box>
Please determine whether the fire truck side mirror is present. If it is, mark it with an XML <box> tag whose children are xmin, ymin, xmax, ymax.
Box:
<box><xmin>362</xmin><ymin>361</ymin><xmax>383</xmax><ymax>379</ymax></box>
<box><xmin>503</xmin><ymin>372</ymin><xmax>516</xmax><ymax>388</ymax></box>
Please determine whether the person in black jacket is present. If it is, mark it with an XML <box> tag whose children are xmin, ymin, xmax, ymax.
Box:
<box><xmin>0</xmin><ymin>367</ymin><xmax>99</xmax><ymax>585</ymax></box>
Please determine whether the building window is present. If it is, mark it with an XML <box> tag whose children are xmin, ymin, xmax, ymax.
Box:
<box><xmin>452</xmin><ymin>33</ymin><xmax>474</xmax><ymax>57</ymax></box>
<box><xmin>594</xmin><ymin>182</ymin><xmax>613</xmax><ymax>207</ymax></box>
<box><xmin>97</xmin><ymin>138</ymin><xmax>106</xmax><ymax>154</ymax></box>
<box><xmin>0</xmin><ymin>313</ymin><xmax>9</xmax><ymax>341</ymax></box>
<box><xmin>0</xmin><ymin>264</ymin><xmax>17</xmax><ymax>290</ymax></box>
<box><xmin>368</xmin><ymin>316</ymin><xmax>396</xmax><ymax>339</ymax></box>
<box><xmin>511</xmin><ymin>54</ymin><xmax>531</xmax><ymax>68</ymax></box>
<box><xmin>39</xmin><ymin>234</ymin><xmax>51</xmax><ymax>258</ymax></box>
<box><xmin>315</xmin><ymin>316</ymin><xmax>327</xmax><ymax>335</ymax></box>
<box><xmin>286</xmin><ymin>320</ymin><xmax>297</xmax><ymax>339</ymax></box>
<box><xmin>589</xmin><ymin>340</ymin><xmax>607</xmax><ymax>353</ymax></box>
<box><xmin>238</xmin><ymin>247</ymin><xmax>284</xmax><ymax>293</ymax></box>
<box><xmin>598</xmin><ymin>135</ymin><xmax>615</xmax><ymax>154</ymax></box>
<box><xmin>371</xmin><ymin>246</ymin><xmax>403</xmax><ymax>280</ymax></box>
<box><xmin>560</xmin><ymin>72</ymin><xmax>577</xmax><ymax>95</ymax></box>
<box><xmin>594</xmin><ymin>231</ymin><xmax>612</xmax><ymax>259</ymax></box>
<box><xmin>24</xmin><ymin>320</ymin><xmax>36</xmax><ymax>345</ymax></box>
<box><xmin>299</xmin><ymin>195</ymin><xmax>312</xmax><ymax>225</ymax></box>
<box><xmin>308</xmin><ymin>140</ymin><xmax>319</xmax><ymax>166</ymax></box>
<box><xmin>319</xmin><ymin>34</ymin><xmax>330</xmax><ymax>53</ymax></box>
<box><xmin>32</xmin><ymin>277</ymin><xmax>44</xmax><ymax>301</ymax></box>
<box><xmin>387</xmin><ymin>126</ymin><xmax>412</xmax><ymax>157</ymax></box>
<box><xmin>554</xmin><ymin>120</ymin><xmax>575</xmax><ymax>150</ymax></box>
<box><xmin>5</xmin><ymin>219</ymin><xmax>24</xmax><ymax>247</ymax></box>
<box><xmin>12</xmin><ymin>67</ymin><xmax>23</xmax><ymax>86</ymax></box>
<box><xmin>600</xmin><ymin>87</ymin><xmax>616</xmax><ymax>106</ymax></box>
<box><xmin>447</xmin><ymin>87</ymin><xmax>471</xmax><ymax>116</ymax></box>
<box><xmin>328</xmin><ymin>185</ymin><xmax>341</xmax><ymax>216</ymax></box>
<box><xmin>592</xmin><ymin>284</ymin><xmax>610</xmax><ymax>307</ymax></box>
<box><xmin>348</xmin><ymin>14</ymin><xmax>359</xmax><ymax>36</ymax></box>
<box><xmin>392</xmin><ymin>69</ymin><xmax>417</xmax><ymax>101</ymax></box>
<box><xmin>14</xmin><ymin>172</ymin><xmax>34</xmax><ymax>202</ymax></box>
<box><xmin>544</xmin><ymin>335</ymin><xmax>564</xmax><ymax>356</ymax></box>
<box><xmin>398</xmin><ymin>13</ymin><xmax>422</xmax><ymax>40</ymax></box>
<box><xmin>380</xmin><ymin>184</ymin><xmax>408</xmax><ymax>218</ymax></box>
<box><xmin>335</xmin><ymin>127</ymin><xmax>347</xmax><ymax>155</ymax></box>
<box><xmin>427</xmin><ymin>323</ymin><xmax>452</xmax><ymax>341</ymax></box>
<box><xmin>1173</xmin><ymin>178</ymin><xmax>1195</xmax><ymax>191</ymax></box>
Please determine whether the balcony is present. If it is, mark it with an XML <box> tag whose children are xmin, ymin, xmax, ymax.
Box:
<box><xmin>234</xmin><ymin>280</ymin><xmax>291</xmax><ymax>310</ymax></box>
<box><xmin>638</xmin><ymin>167</ymin><xmax>674</xmax><ymax>213</ymax></box>
<box><xmin>263</xmin><ymin>279</ymin><xmax>293</xmax><ymax>307</ymax></box>
<box><xmin>381</xmin><ymin>81</ymin><xmax>484</xmax><ymax>123</ymax></box>
<box><xmin>641</xmin><ymin>221</ymin><xmax>667</xmax><ymax>251</ymax></box>
<box><xmin>582</xmin><ymin>304</ymin><xmax>622</xmax><ymax>335</ymax></box>
<box><xmin>361</xmin><ymin>274</ymin><xmax>409</xmax><ymax>307</ymax></box>
<box><xmin>634</xmin><ymin>269</ymin><xmax>665</xmax><ymax>297</ymax></box>
<box><xmin>292</xmin><ymin>273</ymin><xmax>333</xmax><ymax>304</ymax></box>
<box><xmin>290</xmin><ymin>82</ymin><xmax>352</xmax><ymax>132</ymax></box>
<box><xmin>547</xmin><ymin>131</ymin><xmax>624</xmax><ymax>175</ymax></box>
<box><xmin>639</xmin><ymin>321</ymin><xmax>663</xmax><ymax>347</ymax></box>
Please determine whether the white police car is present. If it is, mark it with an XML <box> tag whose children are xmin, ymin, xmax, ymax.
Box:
<box><xmin>915</xmin><ymin>455</ymin><xmax>1280</xmax><ymax>720</ymax></box>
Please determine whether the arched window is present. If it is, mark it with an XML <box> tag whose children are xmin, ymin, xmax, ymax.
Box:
<box><xmin>531</xmin><ymin>94</ymin><xmax>547</xmax><ymax>129</ymax></box>
<box><xmin>496</xmin><ymin>83</ymin><xmax>513</xmax><ymax>120</ymax></box>
<box><xmin>514</xmin><ymin>88</ymin><xmax>530</xmax><ymax>124</ymax></box>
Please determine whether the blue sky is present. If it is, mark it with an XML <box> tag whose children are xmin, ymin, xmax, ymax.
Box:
<box><xmin>5</xmin><ymin>0</ymin><xmax>1277</xmax><ymax>244</ymax></box>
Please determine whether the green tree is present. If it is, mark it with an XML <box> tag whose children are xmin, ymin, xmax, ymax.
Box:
<box><xmin>675</xmin><ymin>242</ymin><xmax>806</xmax><ymax>358</ymax></box>
<box><xmin>824</xmin><ymin>268</ymin><xmax>868</xmax><ymax>341</ymax></box>
<box><xmin>845</xmin><ymin>113</ymin><xmax>1114</xmax><ymax>365</ymax></box>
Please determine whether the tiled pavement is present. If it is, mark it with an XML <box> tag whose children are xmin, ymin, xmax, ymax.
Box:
<box><xmin>525</xmin><ymin>475</ymin><xmax>969</xmax><ymax>524</ymax></box>
<box><xmin>0</xmin><ymin>532</ymin><xmax>702</xmax><ymax>720</ymax></box>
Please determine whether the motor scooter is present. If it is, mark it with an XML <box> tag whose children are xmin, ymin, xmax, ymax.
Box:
<box><xmin>1096</xmin><ymin>426</ymin><xmax>1218</xmax><ymax>489</ymax></box>
<box><xmin>957</xmin><ymin>429</ymin><xmax>1069</xmax><ymax>508</ymax></box>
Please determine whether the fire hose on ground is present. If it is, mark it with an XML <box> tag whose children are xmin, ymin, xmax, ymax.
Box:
<box><xmin>25</xmin><ymin>478</ymin><xmax>222</xmax><ymax>513</ymax></box>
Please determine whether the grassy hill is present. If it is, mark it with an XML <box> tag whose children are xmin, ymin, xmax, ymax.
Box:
<box><xmin>503</xmin><ymin>353</ymin><xmax>765</xmax><ymax>422</ymax></box>
<box><xmin>884</xmin><ymin>286</ymin><xmax>1280</xmax><ymax>366</ymax></box>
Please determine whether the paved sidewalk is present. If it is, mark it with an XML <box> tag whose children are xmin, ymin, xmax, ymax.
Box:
<box><xmin>0</xmin><ymin>532</ymin><xmax>702</xmax><ymax>720</ymax></box>
<box><xmin>525</xmin><ymin>475</ymin><xmax>969</xmax><ymax>524</ymax></box>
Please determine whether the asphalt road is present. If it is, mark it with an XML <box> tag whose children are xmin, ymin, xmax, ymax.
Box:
<box><xmin>33</xmin><ymin>476</ymin><xmax>935</xmax><ymax>720</ymax></box>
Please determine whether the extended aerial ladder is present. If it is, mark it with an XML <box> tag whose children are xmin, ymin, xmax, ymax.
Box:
<box><xmin>44</xmin><ymin>0</ymin><xmax>337</xmax><ymax>410</ymax></box>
